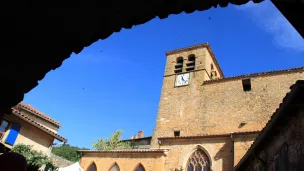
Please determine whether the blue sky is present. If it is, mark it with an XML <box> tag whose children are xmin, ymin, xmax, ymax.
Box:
<box><xmin>23</xmin><ymin>1</ymin><xmax>303</xmax><ymax>148</ymax></box>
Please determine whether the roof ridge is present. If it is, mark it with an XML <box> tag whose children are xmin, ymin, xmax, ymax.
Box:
<box><xmin>204</xmin><ymin>67</ymin><xmax>304</xmax><ymax>84</ymax></box>
<box><xmin>158</xmin><ymin>131</ymin><xmax>260</xmax><ymax>139</ymax></box>
<box><xmin>11</xmin><ymin>109</ymin><xmax>66</xmax><ymax>142</ymax></box>
<box><xmin>18</xmin><ymin>102</ymin><xmax>61</xmax><ymax>126</ymax></box>
<box><xmin>77</xmin><ymin>149</ymin><xmax>169</xmax><ymax>153</ymax></box>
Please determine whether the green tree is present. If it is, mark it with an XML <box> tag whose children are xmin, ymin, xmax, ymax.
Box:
<box><xmin>12</xmin><ymin>144</ymin><xmax>56</xmax><ymax>171</ymax></box>
<box><xmin>52</xmin><ymin>144</ymin><xmax>89</xmax><ymax>162</ymax></box>
<box><xmin>93</xmin><ymin>130</ymin><xmax>132</xmax><ymax>150</ymax></box>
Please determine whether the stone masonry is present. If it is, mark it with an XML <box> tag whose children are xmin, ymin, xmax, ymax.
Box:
<box><xmin>80</xmin><ymin>43</ymin><xmax>304</xmax><ymax>171</ymax></box>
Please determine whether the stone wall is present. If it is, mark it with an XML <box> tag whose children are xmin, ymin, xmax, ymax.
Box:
<box><xmin>80</xmin><ymin>152</ymin><xmax>166</xmax><ymax>171</ymax></box>
<box><xmin>152</xmin><ymin>71</ymin><xmax>304</xmax><ymax>147</ymax></box>
<box><xmin>157</xmin><ymin>133</ymin><xmax>257</xmax><ymax>171</ymax></box>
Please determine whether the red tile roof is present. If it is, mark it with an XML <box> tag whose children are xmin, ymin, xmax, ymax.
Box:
<box><xmin>158</xmin><ymin>131</ymin><xmax>260</xmax><ymax>140</ymax></box>
<box><xmin>11</xmin><ymin>109</ymin><xmax>67</xmax><ymax>142</ymax></box>
<box><xmin>204</xmin><ymin>67</ymin><xmax>304</xmax><ymax>85</ymax></box>
<box><xmin>18</xmin><ymin>102</ymin><xmax>61</xmax><ymax>126</ymax></box>
<box><xmin>77</xmin><ymin>149</ymin><xmax>168</xmax><ymax>154</ymax></box>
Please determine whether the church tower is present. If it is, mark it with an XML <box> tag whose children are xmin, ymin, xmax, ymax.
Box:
<box><xmin>151</xmin><ymin>43</ymin><xmax>224</xmax><ymax>147</ymax></box>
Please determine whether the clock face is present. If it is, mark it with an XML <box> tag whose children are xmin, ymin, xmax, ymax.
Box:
<box><xmin>175</xmin><ymin>73</ymin><xmax>190</xmax><ymax>87</ymax></box>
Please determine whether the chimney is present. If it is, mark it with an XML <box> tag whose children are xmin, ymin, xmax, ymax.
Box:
<box><xmin>138</xmin><ymin>130</ymin><xmax>144</xmax><ymax>138</ymax></box>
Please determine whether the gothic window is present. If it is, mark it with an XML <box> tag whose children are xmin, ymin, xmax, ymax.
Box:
<box><xmin>186</xmin><ymin>54</ymin><xmax>195</xmax><ymax>71</ymax></box>
<box><xmin>175</xmin><ymin>57</ymin><xmax>183</xmax><ymax>73</ymax></box>
<box><xmin>134</xmin><ymin>164</ymin><xmax>145</xmax><ymax>171</ymax></box>
<box><xmin>87</xmin><ymin>162</ymin><xmax>97</xmax><ymax>171</ymax></box>
<box><xmin>186</xmin><ymin>149</ymin><xmax>210</xmax><ymax>171</ymax></box>
<box><xmin>109</xmin><ymin>163</ymin><xmax>120</xmax><ymax>171</ymax></box>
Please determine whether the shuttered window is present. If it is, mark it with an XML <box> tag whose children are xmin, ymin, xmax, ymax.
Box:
<box><xmin>5</xmin><ymin>123</ymin><xmax>21</xmax><ymax>146</ymax></box>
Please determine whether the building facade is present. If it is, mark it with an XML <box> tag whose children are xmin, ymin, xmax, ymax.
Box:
<box><xmin>79</xmin><ymin>43</ymin><xmax>304</xmax><ymax>171</ymax></box>
<box><xmin>235</xmin><ymin>80</ymin><xmax>304</xmax><ymax>171</ymax></box>
<box><xmin>0</xmin><ymin>102</ymin><xmax>67</xmax><ymax>155</ymax></box>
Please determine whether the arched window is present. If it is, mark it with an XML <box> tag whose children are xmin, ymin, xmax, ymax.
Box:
<box><xmin>175</xmin><ymin>57</ymin><xmax>183</xmax><ymax>73</ymax></box>
<box><xmin>87</xmin><ymin>162</ymin><xmax>97</xmax><ymax>171</ymax></box>
<box><xmin>186</xmin><ymin>149</ymin><xmax>210</xmax><ymax>171</ymax></box>
<box><xmin>134</xmin><ymin>164</ymin><xmax>145</xmax><ymax>171</ymax></box>
<box><xmin>210</xmin><ymin>64</ymin><xmax>214</xmax><ymax>70</ymax></box>
<box><xmin>109</xmin><ymin>163</ymin><xmax>120</xmax><ymax>171</ymax></box>
<box><xmin>186</xmin><ymin>54</ymin><xmax>195</xmax><ymax>71</ymax></box>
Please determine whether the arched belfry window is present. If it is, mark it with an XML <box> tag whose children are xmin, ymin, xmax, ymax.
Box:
<box><xmin>109</xmin><ymin>163</ymin><xmax>120</xmax><ymax>171</ymax></box>
<box><xmin>175</xmin><ymin>57</ymin><xmax>183</xmax><ymax>73</ymax></box>
<box><xmin>134</xmin><ymin>164</ymin><xmax>145</xmax><ymax>171</ymax></box>
<box><xmin>87</xmin><ymin>162</ymin><xmax>97</xmax><ymax>171</ymax></box>
<box><xmin>186</xmin><ymin>54</ymin><xmax>195</xmax><ymax>71</ymax></box>
<box><xmin>186</xmin><ymin>149</ymin><xmax>210</xmax><ymax>171</ymax></box>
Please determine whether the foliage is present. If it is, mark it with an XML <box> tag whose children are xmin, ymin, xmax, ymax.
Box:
<box><xmin>93</xmin><ymin>130</ymin><xmax>132</xmax><ymax>150</ymax></box>
<box><xmin>12</xmin><ymin>144</ymin><xmax>56</xmax><ymax>171</ymax></box>
<box><xmin>52</xmin><ymin>144</ymin><xmax>89</xmax><ymax>162</ymax></box>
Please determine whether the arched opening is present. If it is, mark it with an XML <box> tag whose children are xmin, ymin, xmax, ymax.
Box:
<box><xmin>134</xmin><ymin>163</ymin><xmax>146</xmax><ymax>171</ymax></box>
<box><xmin>211</xmin><ymin>64</ymin><xmax>214</xmax><ymax>70</ymax></box>
<box><xmin>87</xmin><ymin>162</ymin><xmax>97</xmax><ymax>171</ymax></box>
<box><xmin>186</xmin><ymin>54</ymin><xmax>196</xmax><ymax>71</ymax></box>
<box><xmin>175</xmin><ymin>57</ymin><xmax>184</xmax><ymax>73</ymax></box>
<box><xmin>186</xmin><ymin>149</ymin><xmax>211</xmax><ymax>171</ymax></box>
<box><xmin>109</xmin><ymin>163</ymin><xmax>120</xmax><ymax>171</ymax></box>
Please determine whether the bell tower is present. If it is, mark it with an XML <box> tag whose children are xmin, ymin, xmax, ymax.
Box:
<box><xmin>151</xmin><ymin>43</ymin><xmax>224</xmax><ymax>147</ymax></box>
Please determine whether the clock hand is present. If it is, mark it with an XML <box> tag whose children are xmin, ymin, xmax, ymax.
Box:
<box><xmin>181</xmin><ymin>76</ymin><xmax>185</xmax><ymax>82</ymax></box>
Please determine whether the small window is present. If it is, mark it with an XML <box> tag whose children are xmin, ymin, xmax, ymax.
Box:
<box><xmin>214</xmin><ymin>71</ymin><xmax>217</xmax><ymax>77</ymax></box>
<box><xmin>0</xmin><ymin>120</ymin><xmax>9</xmax><ymax>132</ymax></box>
<box><xmin>174</xmin><ymin>131</ymin><xmax>180</xmax><ymax>137</ymax></box>
<box><xmin>242</xmin><ymin>78</ymin><xmax>251</xmax><ymax>91</ymax></box>
<box><xmin>175</xmin><ymin>57</ymin><xmax>183</xmax><ymax>73</ymax></box>
<box><xmin>211</xmin><ymin>64</ymin><xmax>214</xmax><ymax>70</ymax></box>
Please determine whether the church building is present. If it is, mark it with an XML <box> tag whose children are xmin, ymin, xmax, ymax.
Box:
<box><xmin>78</xmin><ymin>43</ymin><xmax>304</xmax><ymax>171</ymax></box>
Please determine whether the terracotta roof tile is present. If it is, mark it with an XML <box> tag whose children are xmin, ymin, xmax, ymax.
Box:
<box><xmin>18</xmin><ymin>102</ymin><xmax>61</xmax><ymax>126</ymax></box>
<box><xmin>158</xmin><ymin>131</ymin><xmax>260</xmax><ymax>140</ymax></box>
<box><xmin>11</xmin><ymin>109</ymin><xmax>67</xmax><ymax>142</ymax></box>
<box><xmin>77</xmin><ymin>149</ymin><xmax>168</xmax><ymax>153</ymax></box>
<box><xmin>204</xmin><ymin>67</ymin><xmax>304</xmax><ymax>84</ymax></box>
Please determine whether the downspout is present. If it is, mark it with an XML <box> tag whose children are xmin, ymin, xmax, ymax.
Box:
<box><xmin>230</xmin><ymin>132</ymin><xmax>234</xmax><ymax>169</ymax></box>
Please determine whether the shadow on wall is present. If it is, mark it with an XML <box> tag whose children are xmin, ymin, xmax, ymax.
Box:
<box><xmin>214</xmin><ymin>140</ymin><xmax>233</xmax><ymax>171</ymax></box>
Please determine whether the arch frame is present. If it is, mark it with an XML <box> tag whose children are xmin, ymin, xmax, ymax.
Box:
<box><xmin>133</xmin><ymin>163</ymin><xmax>146</xmax><ymax>171</ymax></box>
<box><xmin>187</xmin><ymin>54</ymin><xmax>196</xmax><ymax>59</ymax></box>
<box><xmin>176</xmin><ymin>56</ymin><xmax>184</xmax><ymax>63</ymax></box>
<box><xmin>107</xmin><ymin>162</ymin><xmax>121</xmax><ymax>171</ymax></box>
<box><xmin>181</xmin><ymin>145</ymin><xmax>212</xmax><ymax>170</ymax></box>
<box><xmin>85</xmin><ymin>161</ymin><xmax>98</xmax><ymax>171</ymax></box>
